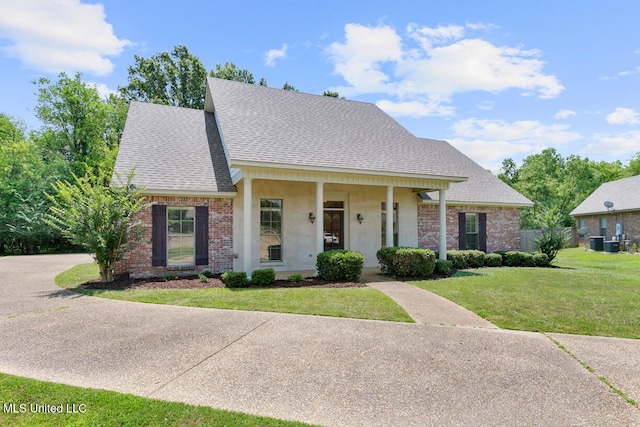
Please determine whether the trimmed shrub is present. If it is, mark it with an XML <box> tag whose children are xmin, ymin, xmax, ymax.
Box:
<box><xmin>251</xmin><ymin>268</ymin><xmax>275</xmax><ymax>286</ymax></box>
<box><xmin>446</xmin><ymin>250</ymin><xmax>469</xmax><ymax>270</ymax></box>
<box><xmin>465</xmin><ymin>250</ymin><xmax>486</xmax><ymax>268</ymax></box>
<box><xmin>222</xmin><ymin>271</ymin><xmax>248</xmax><ymax>288</ymax></box>
<box><xmin>484</xmin><ymin>253</ymin><xmax>502</xmax><ymax>267</ymax></box>
<box><xmin>377</xmin><ymin>247</ymin><xmax>436</xmax><ymax>278</ymax></box>
<box><xmin>435</xmin><ymin>259</ymin><xmax>453</xmax><ymax>275</ymax></box>
<box><xmin>287</xmin><ymin>273</ymin><xmax>303</xmax><ymax>283</ymax></box>
<box><xmin>393</xmin><ymin>248</ymin><xmax>436</xmax><ymax>278</ymax></box>
<box><xmin>317</xmin><ymin>250</ymin><xmax>364</xmax><ymax>282</ymax></box>
<box><xmin>503</xmin><ymin>251</ymin><xmax>535</xmax><ymax>267</ymax></box>
<box><xmin>376</xmin><ymin>247</ymin><xmax>400</xmax><ymax>275</ymax></box>
<box><xmin>533</xmin><ymin>252</ymin><xmax>550</xmax><ymax>267</ymax></box>
<box><xmin>198</xmin><ymin>273</ymin><xmax>210</xmax><ymax>283</ymax></box>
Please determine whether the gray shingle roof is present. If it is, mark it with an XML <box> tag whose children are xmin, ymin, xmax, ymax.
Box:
<box><xmin>113</xmin><ymin>101</ymin><xmax>235</xmax><ymax>194</ymax></box>
<box><xmin>570</xmin><ymin>174</ymin><xmax>640</xmax><ymax>216</ymax></box>
<box><xmin>421</xmin><ymin>139</ymin><xmax>533</xmax><ymax>206</ymax></box>
<box><xmin>206</xmin><ymin>77</ymin><xmax>466</xmax><ymax>179</ymax></box>
<box><xmin>114</xmin><ymin>79</ymin><xmax>531</xmax><ymax>207</ymax></box>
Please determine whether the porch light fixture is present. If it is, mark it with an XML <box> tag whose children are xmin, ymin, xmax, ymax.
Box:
<box><xmin>357</xmin><ymin>213</ymin><xmax>364</xmax><ymax>224</ymax></box>
<box><xmin>309</xmin><ymin>212</ymin><xmax>316</xmax><ymax>224</ymax></box>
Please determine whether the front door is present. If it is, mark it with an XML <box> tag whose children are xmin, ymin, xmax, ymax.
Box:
<box><xmin>324</xmin><ymin>211</ymin><xmax>344</xmax><ymax>251</ymax></box>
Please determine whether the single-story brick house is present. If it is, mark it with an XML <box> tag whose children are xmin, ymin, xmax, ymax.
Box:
<box><xmin>570</xmin><ymin>174</ymin><xmax>640</xmax><ymax>246</ymax></box>
<box><xmin>113</xmin><ymin>77</ymin><xmax>532</xmax><ymax>278</ymax></box>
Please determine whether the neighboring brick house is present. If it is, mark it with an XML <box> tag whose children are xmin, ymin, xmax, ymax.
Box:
<box><xmin>570</xmin><ymin>174</ymin><xmax>640</xmax><ymax>248</ymax></box>
<box><xmin>113</xmin><ymin>78</ymin><xmax>532</xmax><ymax>278</ymax></box>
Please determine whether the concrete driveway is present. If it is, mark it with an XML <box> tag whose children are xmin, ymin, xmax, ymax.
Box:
<box><xmin>1</xmin><ymin>254</ymin><xmax>639</xmax><ymax>426</ymax></box>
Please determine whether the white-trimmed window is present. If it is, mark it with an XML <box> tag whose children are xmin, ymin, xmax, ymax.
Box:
<box><xmin>167</xmin><ymin>207</ymin><xmax>195</xmax><ymax>266</ymax></box>
<box><xmin>260</xmin><ymin>199</ymin><xmax>282</xmax><ymax>262</ymax></box>
<box><xmin>465</xmin><ymin>213</ymin><xmax>479</xmax><ymax>250</ymax></box>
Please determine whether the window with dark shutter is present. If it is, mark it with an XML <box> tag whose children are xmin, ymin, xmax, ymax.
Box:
<box><xmin>458</xmin><ymin>212</ymin><xmax>466</xmax><ymax>250</ymax></box>
<box><xmin>152</xmin><ymin>205</ymin><xmax>167</xmax><ymax>266</ymax></box>
<box><xmin>195</xmin><ymin>206</ymin><xmax>209</xmax><ymax>265</ymax></box>
<box><xmin>478</xmin><ymin>213</ymin><xmax>487</xmax><ymax>252</ymax></box>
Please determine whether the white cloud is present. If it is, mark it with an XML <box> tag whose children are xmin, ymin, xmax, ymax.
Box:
<box><xmin>555</xmin><ymin>109</ymin><xmax>576</xmax><ymax>119</ymax></box>
<box><xmin>606</xmin><ymin>107</ymin><xmax>640</xmax><ymax>125</ymax></box>
<box><xmin>325</xmin><ymin>23</ymin><xmax>564</xmax><ymax>117</ymax></box>
<box><xmin>376</xmin><ymin>99</ymin><xmax>455</xmax><ymax>117</ymax></box>
<box><xmin>465</xmin><ymin>21</ymin><xmax>499</xmax><ymax>32</ymax></box>
<box><xmin>407</xmin><ymin>23</ymin><xmax>464</xmax><ymax>49</ymax></box>
<box><xmin>581</xmin><ymin>131</ymin><xmax>640</xmax><ymax>157</ymax></box>
<box><xmin>88</xmin><ymin>82</ymin><xmax>117</xmax><ymax>100</ymax></box>
<box><xmin>0</xmin><ymin>0</ymin><xmax>130</xmax><ymax>75</ymax></box>
<box><xmin>326</xmin><ymin>23</ymin><xmax>403</xmax><ymax>93</ymax></box>
<box><xmin>447</xmin><ymin>117</ymin><xmax>581</xmax><ymax>170</ymax></box>
<box><xmin>448</xmin><ymin>138</ymin><xmax>533</xmax><ymax>172</ymax></box>
<box><xmin>477</xmin><ymin>100</ymin><xmax>494</xmax><ymax>110</ymax></box>
<box><xmin>453</xmin><ymin>118</ymin><xmax>580</xmax><ymax>144</ymax></box>
<box><xmin>264</xmin><ymin>43</ymin><xmax>288</xmax><ymax>67</ymax></box>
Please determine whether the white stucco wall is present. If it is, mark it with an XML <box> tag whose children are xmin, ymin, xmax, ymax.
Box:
<box><xmin>232</xmin><ymin>179</ymin><xmax>419</xmax><ymax>272</ymax></box>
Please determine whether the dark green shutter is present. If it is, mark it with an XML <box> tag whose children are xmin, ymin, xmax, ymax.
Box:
<box><xmin>152</xmin><ymin>205</ymin><xmax>167</xmax><ymax>266</ymax></box>
<box><xmin>195</xmin><ymin>206</ymin><xmax>209</xmax><ymax>266</ymax></box>
<box><xmin>479</xmin><ymin>213</ymin><xmax>487</xmax><ymax>252</ymax></box>
<box><xmin>458</xmin><ymin>212</ymin><xmax>466</xmax><ymax>250</ymax></box>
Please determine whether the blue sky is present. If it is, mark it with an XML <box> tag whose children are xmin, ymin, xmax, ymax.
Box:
<box><xmin>1</xmin><ymin>0</ymin><xmax>640</xmax><ymax>172</ymax></box>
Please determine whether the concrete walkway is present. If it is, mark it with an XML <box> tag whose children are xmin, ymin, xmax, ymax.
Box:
<box><xmin>1</xmin><ymin>254</ymin><xmax>640</xmax><ymax>426</ymax></box>
<box><xmin>367</xmin><ymin>281</ymin><xmax>497</xmax><ymax>328</ymax></box>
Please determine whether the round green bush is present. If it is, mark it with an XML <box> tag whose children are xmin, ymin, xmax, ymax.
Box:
<box><xmin>317</xmin><ymin>250</ymin><xmax>364</xmax><ymax>282</ymax></box>
<box><xmin>222</xmin><ymin>271</ymin><xmax>248</xmax><ymax>288</ymax></box>
<box><xmin>251</xmin><ymin>268</ymin><xmax>275</xmax><ymax>285</ymax></box>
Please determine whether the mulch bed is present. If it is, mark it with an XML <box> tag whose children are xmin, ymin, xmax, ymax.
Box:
<box><xmin>80</xmin><ymin>274</ymin><xmax>366</xmax><ymax>291</ymax></box>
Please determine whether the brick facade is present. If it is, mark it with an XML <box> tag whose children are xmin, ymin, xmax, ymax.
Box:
<box><xmin>574</xmin><ymin>211</ymin><xmax>640</xmax><ymax>248</ymax></box>
<box><xmin>115</xmin><ymin>196</ymin><xmax>233</xmax><ymax>278</ymax></box>
<box><xmin>418</xmin><ymin>205</ymin><xmax>522</xmax><ymax>252</ymax></box>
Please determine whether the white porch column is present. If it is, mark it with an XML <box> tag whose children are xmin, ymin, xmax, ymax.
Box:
<box><xmin>243</xmin><ymin>178</ymin><xmax>253</xmax><ymax>276</ymax></box>
<box><xmin>386</xmin><ymin>186</ymin><xmax>394</xmax><ymax>247</ymax></box>
<box><xmin>439</xmin><ymin>189</ymin><xmax>447</xmax><ymax>260</ymax></box>
<box><xmin>315</xmin><ymin>182</ymin><xmax>324</xmax><ymax>256</ymax></box>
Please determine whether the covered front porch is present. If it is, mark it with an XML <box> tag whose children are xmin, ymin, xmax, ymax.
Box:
<box><xmin>232</xmin><ymin>165</ymin><xmax>459</xmax><ymax>276</ymax></box>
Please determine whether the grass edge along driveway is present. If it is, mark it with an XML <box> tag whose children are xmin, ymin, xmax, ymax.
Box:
<box><xmin>410</xmin><ymin>248</ymin><xmax>640</xmax><ymax>339</ymax></box>
<box><xmin>56</xmin><ymin>263</ymin><xmax>413</xmax><ymax>323</ymax></box>
<box><xmin>0</xmin><ymin>372</ymin><xmax>317</xmax><ymax>427</ymax></box>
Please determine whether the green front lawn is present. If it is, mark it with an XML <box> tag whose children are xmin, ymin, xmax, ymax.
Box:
<box><xmin>57</xmin><ymin>264</ymin><xmax>413</xmax><ymax>323</ymax></box>
<box><xmin>0</xmin><ymin>373</ymin><xmax>316</xmax><ymax>427</ymax></box>
<box><xmin>411</xmin><ymin>248</ymin><xmax>640</xmax><ymax>338</ymax></box>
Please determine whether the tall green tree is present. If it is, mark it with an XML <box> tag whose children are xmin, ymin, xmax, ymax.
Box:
<box><xmin>209</xmin><ymin>61</ymin><xmax>257</xmax><ymax>84</ymax></box>
<box><xmin>33</xmin><ymin>72</ymin><xmax>125</xmax><ymax>176</ymax></box>
<box><xmin>626</xmin><ymin>152</ymin><xmax>640</xmax><ymax>176</ymax></box>
<box><xmin>120</xmin><ymin>45</ymin><xmax>208</xmax><ymax>109</ymax></box>
<box><xmin>282</xmin><ymin>82</ymin><xmax>298</xmax><ymax>91</ymax></box>
<box><xmin>45</xmin><ymin>170</ymin><xmax>149</xmax><ymax>282</ymax></box>
<box><xmin>0</xmin><ymin>115</ymin><xmax>60</xmax><ymax>254</ymax></box>
<box><xmin>499</xmin><ymin>148</ymin><xmax>631</xmax><ymax>228</ymax></box>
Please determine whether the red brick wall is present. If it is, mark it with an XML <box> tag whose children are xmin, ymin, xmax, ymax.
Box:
<box><xmin>418</xmin><ymin>205</ymin><xmax>522</xmax><ymax>252</ymax></box>
<box><xmin>115</xmin><ymin>196</ymin><xmax>233</xmax><ymax>278</ymax></box>
<box><xmin>575</xmin><ymin>211</ymin><xmax>640</xmax><ymax>248</ymax></box>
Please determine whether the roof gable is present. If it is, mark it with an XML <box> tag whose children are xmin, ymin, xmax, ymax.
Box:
<box><xmin>206</xmin><ymin>77</ymin><xmax>466</xmax><ymax>180</ymax></box>
<box><xmin>571</xmin><ymin>174</ymin><xmax>640</xmax><ymax>216</ymax></box>
<box><xmin>113</xmin><ymin>102</ymin><xmax>235</xmax><ymax>195</ymax></box>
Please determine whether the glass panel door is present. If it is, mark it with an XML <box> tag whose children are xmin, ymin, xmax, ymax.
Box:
<box><xmin>323</xmin><ymin>211</ymin><xmax>344</xmax><ymax>251</ymax></box>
